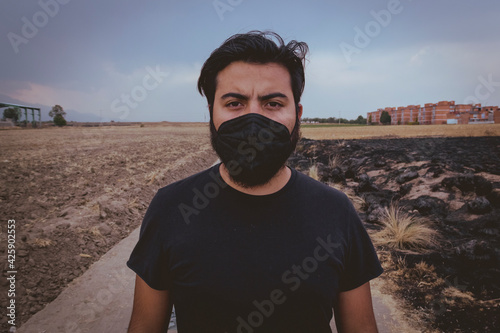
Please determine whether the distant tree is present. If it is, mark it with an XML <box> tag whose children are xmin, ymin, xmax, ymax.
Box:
<box><xmin>303</xmin><ymin>115</ymin><xmax>370</xmax><ymax>124</ymax></box>
<box><xmin>368</xmin><ymin>114</ymin><xmax>372</xmax><ymax>124</ymax></box>
<box><xmin>53</xmin><ymin>113</ymin><xmax>67</xmax><ymax>127</ymax></box>
<box><xmin>380</xmin><ymin>111</ymin><xmax>391</xmax><ymax>125</ymax></box>
<box><xmin>2</xmin><ymin>107</ymin><xmax>20</xmax><ymax>122</ymax></box>
<box><xmin>354</xmin><ymin>115</ymin><xmax>366</xmax><ymax>124</ymax></box>
<box><xmin>49</xmin><ymin>104</ymin><xmax>66</xmax><ymax>118</ymax></box>
<box><xmin>49</xmin><ymin>105</ymin><xmax>67</xmax><ymax>126</ymax></box>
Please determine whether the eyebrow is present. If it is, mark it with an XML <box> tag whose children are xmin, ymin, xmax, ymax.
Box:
<box><xmin>220</xmin><ymin>92</ymin><xmax>289</xmax><ymax>101</ymax></box>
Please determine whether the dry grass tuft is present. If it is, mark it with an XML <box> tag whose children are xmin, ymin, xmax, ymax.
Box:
<box><xmin>412</xmin><ymin>260</ymin><xmax>435</xmax><ymax>280</ymax></box>
<box><xmin>442</xmin><ymin>286</ymin><xmax>476</xmax><ymax>306</ymax></box>
<box><xmin>145</xmin><ymin>171</ymin><xmax>157</xmax><ymax>185</ymax></box>
<box><xmin>308</xmin><ymin>164</ymin><xmax>319</xmax><ymax>181</ymax></box>
<box><xmin>78</xmin><ymin>226</ymin><xmax>104</xmax><ymax>239</ymax></box>
<box><xmin>328</xmin><ymin>154</ymin><xmax>342</xmax><ymax>169</ymax></box>
<box><xmin>128</xmin><ymin>197</ymin><xmax>140</xmax><ymax>209</ymax></box>
<box><xmin>395</xmin><ymin>255</ymin><xmax>407</xmax><ymax>270</ymax></box>
<box><xmin>336</xmin><ymin>139</ymin><xmax>347</xmax><ymax>147</ymax></box>
<box><xmin>373</xmin><ymin>203</ymin><xmax>439</xmax><ymax>251</ymax></box>
<box><xmin>89</xmin><ymin>226</ymin><xmax>103</xmax><ymax>238</ymax></box>
<box><xmin>32</xmin><ymin>238</ymin><xmax>54</xmax><ymax>248</ymax></box>
<box><xmin>350</xmin><ymin>194</ymin><xmax>367</xmax><ymax>211</ymax></box>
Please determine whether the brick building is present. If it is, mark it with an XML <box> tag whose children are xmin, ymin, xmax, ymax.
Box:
<box><xmin>367</xmin><ymin>101</ymin><xmax>500</xmax><ymax>125</ymax></box>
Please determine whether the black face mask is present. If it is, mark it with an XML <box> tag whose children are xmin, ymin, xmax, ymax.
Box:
<box><xmin>211</xmin><ymin>113</ymin><xmax>299</xmax><ymax>188</ymax></box>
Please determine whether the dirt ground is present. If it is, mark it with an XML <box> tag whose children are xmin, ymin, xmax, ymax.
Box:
<box><xmin>289</xmin><ymin>135</ymin><xmax>500</xmax><ymax>332</ymax></box>
<box><xmin>0</xmin><ymin>124</ymin><xmax>217</xmax><ymax>331</ymax></box>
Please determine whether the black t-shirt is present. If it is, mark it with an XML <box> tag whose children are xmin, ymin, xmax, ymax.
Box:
<box><xmin>127</xmin><ymin>164</ymin><xmax>383</xmax><ymax>333</ymax></box>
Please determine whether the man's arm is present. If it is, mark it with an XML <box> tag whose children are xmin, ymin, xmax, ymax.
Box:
<box><xmin>128</xmin><ymin>274</ymin><xmax>173</xmax><ymax>333</ymax></box>
<box><xmin>333</xmin><ymin>282</ymin><xmax>378</xmax><ymax>333</ymax></box>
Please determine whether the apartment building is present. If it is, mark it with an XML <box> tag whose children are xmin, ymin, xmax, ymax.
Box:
<box><xmin>367</xmin><ymin>101</ymin><xmax>500</xmax><ymax>125</ymax></box>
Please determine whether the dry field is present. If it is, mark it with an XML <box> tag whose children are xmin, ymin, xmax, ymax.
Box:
<box><xmin>0</xmin><ymin>123</ymin><xmax>217</xmax><ymax>331</ymax></box>
<box><xmin>301</xmin><ymin>123</ymin><xmax>500</xmax><ymax>140</ymax></box>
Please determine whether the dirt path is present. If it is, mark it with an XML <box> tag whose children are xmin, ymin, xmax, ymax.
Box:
<box><xmin>18</xmin><ymin>226</ymin><xmax>421</xmax><ymax>333</ymax></box>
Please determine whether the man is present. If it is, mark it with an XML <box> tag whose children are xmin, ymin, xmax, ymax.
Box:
<box><xmin>127</xmin><ymin>31</ymin><xmax>383</xmax><ymax>333</ymax></box>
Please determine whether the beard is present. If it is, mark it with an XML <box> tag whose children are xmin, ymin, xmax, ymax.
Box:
<box><xmin>210</xmin><ymin>112</ymin><xmax>301</xmax><ymax>188</ymax></box>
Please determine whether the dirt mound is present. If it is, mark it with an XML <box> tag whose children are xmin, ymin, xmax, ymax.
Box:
<box><xmin>0</xmin><ymin>125</ymin><xmax>216</xmax><ymax>331</ymax></box>
<box><xmin>289</xmin><ymin>136</ymin><xmax>500</xmax><ymax>332</ymax></box>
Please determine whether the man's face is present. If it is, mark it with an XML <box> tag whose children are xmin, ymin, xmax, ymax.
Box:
<box><xmin>212</xmin><ymin>61</ymin><xmax>302</xmax><ymax>131</ymax></box>
<box><xmin>210</xmin><ymin>61</ymin><xmax>303</xmax><ymax>187</ymax></box>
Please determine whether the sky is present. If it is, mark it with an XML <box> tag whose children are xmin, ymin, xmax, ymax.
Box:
<box><xmin>1</xmin><ymin>0</ymin><xmax>499</xmax><ymax>123</ymax></box>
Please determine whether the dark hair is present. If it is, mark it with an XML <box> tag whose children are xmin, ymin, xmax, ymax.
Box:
<box><xmin>197</xmin><ymin>30</ymin><xmax>308</xmax><ymax>109</ymax></box>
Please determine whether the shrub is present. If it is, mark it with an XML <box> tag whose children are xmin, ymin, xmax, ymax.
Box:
<box><xmin>373</xmin><ymin>203</ymin><xmax>439</xmax><ymax>251</ymax></box>
<box><xmin>53</xmin><ymin>114</ymin><xmax>67</xmax><ymax>127</ymax></box>
<box><xmin>3</xmin><ymin>107</ymin><xmax>20</xmax><ymax>122</ymax></box>
<box><xmin>380</xmin><ymin>111</ymin><xmax>391</xmax><ymax>125</ymax></box>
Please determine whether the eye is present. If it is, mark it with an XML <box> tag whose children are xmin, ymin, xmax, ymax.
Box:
<box><xmin>266</xmin><ymin>101</ymin><xmax>283</xmax><ymax>109</ymax></box>
<box><xmin>226</xmin><ymin>101</ymin><xmax>243</xmax><ymax>108</ymax></box>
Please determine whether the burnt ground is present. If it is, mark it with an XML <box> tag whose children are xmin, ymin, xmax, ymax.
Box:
<box><xmin>288</xmin><ymin>136</ymin><xmax>500</xmax><ymax>333</ymax></box>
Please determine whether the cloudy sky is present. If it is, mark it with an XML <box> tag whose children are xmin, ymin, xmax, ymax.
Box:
<box><xmin>1</xmin><ymin>0</ymin><xmax>499</xmax><ymax>122</ymax></box>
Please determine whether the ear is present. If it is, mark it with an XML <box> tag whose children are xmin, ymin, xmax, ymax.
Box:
<box><xmin>297</xmin><ymin>103</ymin><xmax>303</xmax><ymax>120</ymax></box>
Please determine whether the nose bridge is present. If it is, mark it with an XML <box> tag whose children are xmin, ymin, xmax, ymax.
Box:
<box><xmin>247</xmin><ymin>97</ymin><xmax>262</xmax><ymax>115</ymax></box>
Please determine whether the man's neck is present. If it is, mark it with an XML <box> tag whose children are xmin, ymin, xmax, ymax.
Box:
<box><xmin>219</xmin><ymin>164</ymin><xmax>292</xmax><ymax>196</ymax></box>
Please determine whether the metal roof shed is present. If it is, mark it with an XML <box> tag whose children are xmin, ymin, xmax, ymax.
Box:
<box><xmin>0</xmin><ymin>102</ymin><xmax>41</xmax><ymax>128</ymax></box>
